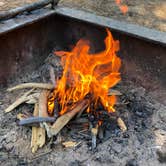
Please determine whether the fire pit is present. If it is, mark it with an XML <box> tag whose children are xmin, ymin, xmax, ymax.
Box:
<box><xmin>0</xmin><ymin>3</ymin><xmax>166</xmax><ymax>166</ymax></box>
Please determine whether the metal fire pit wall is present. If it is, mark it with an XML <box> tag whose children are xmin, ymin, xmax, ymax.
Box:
<box><xmin>0</xmin><ymin>7</ymin><xmax>166</xmax><ymax>102</ymax></box>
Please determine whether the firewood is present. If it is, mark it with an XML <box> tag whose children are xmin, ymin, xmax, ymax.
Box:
<box><xmin>32</xmin><ymin>90</ymin><xmax>51</xmax><ymax>151</ymax></box>
<box><xmin>31</xmin><ymin>103</ymin><xmax>46</xmax><ymax>153</ymax></box>
<box><xmin>44</xmin><ymin>99</ymin><xmax>89</xmax><ymax>137</ymax></box>
<box><xmin>38</xmin><ymin>90</ymin><xmax>50</xmax><ymax>117</ymax></box>
<box><xmin>4</xmin><ymin>89</ymin><xmax>37</xmax><ymax>113</ymax></box>
<box><xmin>31</xmin><ymin>103</ymin><xmax>39</xmax><ymax>153</ymax></box>
<box><xmin>7</xmin><ymin>83</ymin><xmax>54</xmax><ymax>92</ymax></box>
<box><xmin>19</xmin><ymin>117</ymin><xmax>56</xmax><ymax>126</ymax></box>
<box><xmin>117</xmin><ymin>117</ymin><xmax>127</xmax><ymax>132</ymax></box>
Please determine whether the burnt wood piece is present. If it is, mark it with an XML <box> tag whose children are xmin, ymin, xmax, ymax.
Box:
<box><xmin>19</xmin><ymin>117</ymin><xmax>56</xmax><ymax>126</ymax></box>
<box><xmin>45</xmin><ymin>99</ymin><xmax>89</xmax><ymax>137</ymax></box>
<box><xmin>0</xmin><ymin>0</ymin><xmax>60</xmax><ymax>21</ymax></box>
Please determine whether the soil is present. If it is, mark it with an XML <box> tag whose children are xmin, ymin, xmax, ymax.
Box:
<box><xmin>59</xmin><ymin>0</ymin><xmax>166</xmax><ymax>32</ymax></box>
<box><xmin>0</xmin><ymin>0</ymin><xmax>166</xmax><ymax>32</ymax></box>
<box><xmin>0</xmin><ymin>1</ymin><xmax>166</xmax><ymax>165</ymax></box>
<box><xmin>0</xmin><ymin>54</ymin><xmax>166</xmax><ymax>166</ymax></box>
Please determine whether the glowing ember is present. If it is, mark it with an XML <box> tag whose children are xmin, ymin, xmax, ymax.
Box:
<box><xmin>115</xmin><ymin>0</ymin><xmax>128</xmax><ymax>14</ymax></box>
<box><xmin>48</xmin><ymin>29</ymin><xmax>121</xmax><ymax>115</ymax></box>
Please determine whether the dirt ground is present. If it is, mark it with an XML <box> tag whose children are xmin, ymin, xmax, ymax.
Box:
<box><xmin>0</xmin><ymin>54</ymin><xmax>166</xmax><ymax>166</ymax></box>
<box><xmin>0</xmin><ymin>0</ymin><xmax>166</xmax><ymax>32</ymax></box>
<box><xmin>0</xmin><ymin>1</ymin><xmax>166</xmax><ymax>166</ymax></box>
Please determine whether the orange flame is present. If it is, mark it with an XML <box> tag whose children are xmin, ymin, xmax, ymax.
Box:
<box><xmin>115</xmin><ymin>0</ymin><xmax>128</xmax><ymax>14</ymax></box>
<box><xmin>48</xmin><ymin>29</ymin><xmax>121</xmax><ymax>115</ymax></box>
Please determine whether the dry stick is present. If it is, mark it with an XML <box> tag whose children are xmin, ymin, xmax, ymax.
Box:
<box><xmin>46</xmin><ymin>99</ymin><xmax>89</xmax><ymax>137</ymax></box>
<box><xmin>7</xmin><ymin>83</ymin><xmax>54</xmax><ymax>92</ymax></box>
<box><xmin>31</xmin><ymin>90</ymin><xmax>50</xmax><ymax>153</ymax></box>
<box><xmin>35</xmin><ymin>90</ymin><xmax>51</xmax><ymax>150</ymax></box>
<box><xmin>5</xmin><ymin>89</ymin><xmax>36</xmax><ymax>113</ymax></box>
<box><xmin>91</xmin><ymin>124</ymin><xmax>99</xmax><ymax>150</ymax></box>
<box><xmin>117</xmin><ymin>117</ymin><xmax>127</xmax><ymax>132</ymax></box>
<box><xmin>31</xmin><ymin>103</ymin><xmax>47</xmax><ymax>153</ymax></box>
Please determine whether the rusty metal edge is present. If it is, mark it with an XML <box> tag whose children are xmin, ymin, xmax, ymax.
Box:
<box><xmin>0</xmin><ymin>6</ymin><xmax>166</xmax><ymax>46</ymax></box>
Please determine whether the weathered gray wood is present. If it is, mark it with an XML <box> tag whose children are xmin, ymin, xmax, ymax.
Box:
<box><xmin>0</xmin><ymin>0</ymin><xmax>59</xmax><ymax>21</ymax></box>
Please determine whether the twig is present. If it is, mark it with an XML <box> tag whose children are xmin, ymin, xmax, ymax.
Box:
<box><xmin>7</xmin><ymin>83</ymin><xmax>54</xmax><ymax>92</ymax></box>
<box><xmin>5</xmin><ymin>89</ymin><xmax>35</xmax><ymax>113</ymax></box>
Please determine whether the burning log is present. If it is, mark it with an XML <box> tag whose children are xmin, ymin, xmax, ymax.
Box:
<box><xmin>117</xmin><ymin>117</ymin><xmax>127</xmax><ymax>132</ymax></box>
<box><xmin>7</xmin><ymin>83</ymin><xmax>54</xmax><ymax>92</ymax></box>
<box><xmin>44</xmin><ymin>99</ymin><xmax>89</xmax><ymax>137</ymax></box>
<box><xmin>5</xmin><ymin>89</ymin><xmax>40</xmax><ymax>113</ymax></box>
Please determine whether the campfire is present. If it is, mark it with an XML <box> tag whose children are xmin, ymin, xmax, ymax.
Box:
<box><xmin>5</xmin><ymin>29</ymin><xmax>127</xmax><ymax>153</ymax></box>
